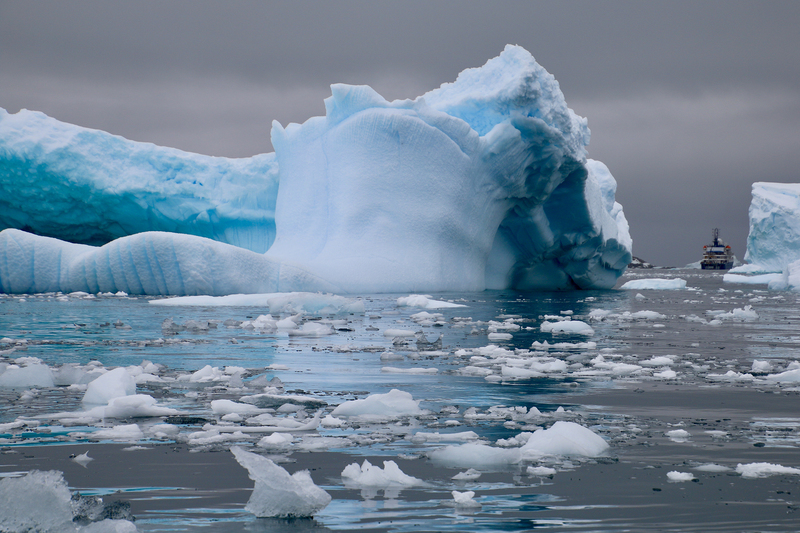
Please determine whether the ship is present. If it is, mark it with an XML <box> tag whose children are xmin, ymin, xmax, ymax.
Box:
<box><xmin>700</xmin><ymin>228</ymin><xmax>734</xmax><ymax>270</ymax></box>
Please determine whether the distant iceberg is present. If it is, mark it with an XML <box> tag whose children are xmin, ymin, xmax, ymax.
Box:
<box><xmin>728</xmin><ymin>182</ymin><xmax>800</xmax><ymax>290</ymax></box>
<box><xmin>0</xmin><ymin>45</ymin><xmax>631</xmax><ymax>295</ymax></box>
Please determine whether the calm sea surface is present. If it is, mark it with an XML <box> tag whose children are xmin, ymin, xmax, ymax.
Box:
<box><xmin>2</xmin><ymin>269</ymin><xmax>799</xmax><ymax>531</ymax></box>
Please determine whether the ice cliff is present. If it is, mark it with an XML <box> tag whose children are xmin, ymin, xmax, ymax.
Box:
<box><xmin>735</xmin><ymin>182</ymin><xmax>800</xmax><ymax>273</ymax></box>
<box><xmin>0</xmin><ymin>45</ymin><xmax>631</xmax><ymax>295</ymax></box>
<box><xmin>0</xmin><ymin>109</ymin><xmax>279</xmax><ymax>253</ymax></box>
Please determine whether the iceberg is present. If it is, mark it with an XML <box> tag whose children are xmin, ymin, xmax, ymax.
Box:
<box><xmin>0</xmin><ymin>45</ymin><xmax>631</xmax><ymax>295</ymax></box>
<box><xmin>0</xmin><ymin>108</ymin><xmax>279</xmax><ymax>253</ymax></box>
<box><xmin>734</xmin><ymin>182</ymin><xmax>800</xmax><ymax>274</ymax></box>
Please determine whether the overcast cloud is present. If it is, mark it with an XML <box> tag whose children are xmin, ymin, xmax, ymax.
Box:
<box><xmin>2</xmin><ymin>0</ymin><xmax>799</xmax><ymax>266</ymax></box>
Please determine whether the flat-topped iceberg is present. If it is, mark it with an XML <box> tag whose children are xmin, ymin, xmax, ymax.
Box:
<box><xmin>733</xmin><ymin>183</ymin><xmax>800</xmax><ymax>274</ymax></box>
<box><xmin>0</xmin><ymin>45</ymin><xmax>631</xmax><ymax>295</ymax></box>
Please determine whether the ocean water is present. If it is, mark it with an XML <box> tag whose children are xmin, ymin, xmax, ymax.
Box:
<box><xmin>2</xmin><ymin>269</ymin><xmax>800</xmax><ymax>532</ymax></box>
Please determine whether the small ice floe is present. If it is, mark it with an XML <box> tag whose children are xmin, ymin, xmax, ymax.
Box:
<box><xmin>70</xmin><ymin>451</ymin><xmax>93</xmax><ymax>468</ymax></box>
<box><xmin>152</xmin><ymin>292</ymin><xmax>363</xmax><ymax>314</ymax></box>
<box><xmin>751</xmin><ymin>360</ymin><xmax>773</xmax><ymax>373</ymax></box>
<box><xmin>410</xmin><ymin>431</ymin><xmax>479</xmax><ymax>444</ymax></box>
<box><xmin>91</xmin><ymin>424</ymin><xmax>144</xmax><ymax>442</ymax></box>
<box><xmin>705</xmin><ymin>305</ymin><xmax>758</xmax><ymax>322</ymax></box>
<box><xmin>527</xmin><ymin>465</ymin><xmax>557</xmax><ymax>478</ymax></box>
<box><xmin>231</xmin><ymin>446</ymin><xmax>331</xmax><ymax>517</ymax></box>
<box><xmin>397</xmin><ymin>295</ymin><xmax>466</xmax><ymax>309</ymax></box>
<box><xmin>639</xmin><ymin>355</ymin><xmax>676</xmax><ymax>367</ymax></box>
<box><xmin>765</xmin><ymin>368</ymin><xmax>800</xmax><ymax>383</ymax></box>
<box><xmin>487</xmin><ymin>332</ymin><xmax>513</xmax><ymax>341</ymax></box>
<box><xmin>666</xmin><ymin>471</ymin><xmax>695</xmax><ymax>482</ymax></box>
<box><xmin>331</xmin><ymin>389</ymin><xmax>425</xmax><ymax>419</ymax></box>
<box><xmin>452</xmin><ymin>468</ymin><xmax>481</xmax><ymax>481</ymax></box>
<box><xmin>735</xmin><ymin>462</ymin><xmax>800</xmax><ymax>479</ymax></box>
<box><xmin>694</xmin><ymin>463</ymin><xmax>731</xmax><ymax>472</ymax></box>
<box><xmin>540</xmin><ymin>320</ymin><xmax>594</xmax><ymax>336</ymax></box>
<box><xmin>665</xmin><ymin>429</ymin><xmax>691</xmax><ymax>442</ymax></box>
<box><xmin>451</xmin><ymin>490</ymin><xmax>480</xmax><ymax>507</ymax></box>
<box><xmin>430</xmin><ymin>422</ymin><xmax>608</xmax><ymax>469</ymax></box>
<box><xmin>620</xmin><ymin>278</ymin><xmax>687</xmax><ymax>290</ymax></box>
<box><xmin>341</xmin><ymin>459</ymin><xmax>424</xmax><ymax>488</ymax></box>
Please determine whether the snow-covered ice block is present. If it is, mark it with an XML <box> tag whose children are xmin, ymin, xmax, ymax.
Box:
<box><xmin>540</xmin><ymin>320</ymin><xmax>594</xmax><ymax>336</ymax></box>
<box><xmin>620</xmin><ymin>278</ymin><xmax>686</xmax><ymax>290</ymax></box>
<box><xmin>331</xmin><ymin>389</ymin><xmax>424</xmax><ymax>418</ymax></box>
<box><xmin>231</xmin><ymin>446</ymin><xmax>331</xmax><ymax>517</ymax></box>
<box><xmin>735</xmin><ymin>462</ymin><xmax>800</xmax><ymax>479</ymax></box>
<box><xmin>666</xmin><ymin>471</ymin><xmax>695</xmax><ymax>482</ymax></box>
<box><xmin>520</xmin><ymin>421</ymin><xmax>609</xmax><ymax>458</ymax></box>
<box><xmin>396</xmin><ymin>295</ymin><xmax>466</xmax><ymax>309</ymax></box>
<box><xmin>341</xmin><ymin>459</ymin><xmax>424</xmax><ymax>487</ymax></box>
<box><xmin>0</xmin><ymin>45</ymin><xmax>630</xmax><ymax>295</ymax></box>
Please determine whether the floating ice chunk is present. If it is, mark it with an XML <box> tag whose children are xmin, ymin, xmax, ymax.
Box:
<box><xmin>96</xmin><ymin>394</ymin><xmax>179</xmax><ymax>419</ymax></box>
<box><xmin>667</xmin><ymin>471</ymin><xmax>695</xmax><ymax>482</ymax></box>
<box><xmin>620</xmin><ymin>278</ymin><xmax>687</xmax><ymax>290</ymax></box>
<box><xmin>765</xmin><ymin>368</ymin><xmax>800</xmax><ymax>382</ymax></box>
<box><xmin>0</xmin><ymin>361</ymin><xmax>54</xmax><ymax>388</ymax></box>
<box><xmin>331</xmin><ymin>389</ymin><xmax>424</xmax><ymax>418</ymax></box>
<box><xmin>707</xmin><ymin>305</ymin><xmax>758</xmax><ymax>321</ymax></box>
<box><xmin>231</xmin><ymin>446</ymin><xmax>330</xmax><ymax>517</ymax></box>
<box><xmin>694</xmin><ymin>463</ymin><xmax>731</xmax><ymax>472</ymax></box>
<box><xmin>540</xmin><ymin>320</ymin><xmax>594</xmax><ymax>336</ymax></box>
<box><xmin>411</xmin><ymin>431</ymin><xmax>479</xmax><ymax>443</ymax></box>
<box><xmin>451</xmin><ymin>490</ymin><xmax>480</xmax><ymax>507</ymax></box>
<box><xmin>488</xmin><ymin>332</ymin><xmax>513</xmax><ymax>341</ymax></box>
<box><xmin>287</xmin><ymin>322</ymin><xmax>334</xmax><ymax>336</ymax></box>
<box><xmin>452</xmin><ymin>468</ymin><xmax>482</xmax><ymax>481</ymax></box>
<box><xmin>321</xmin><ymin>415</ymin><xmax>344</xmax><ymax>428</ymax></box>
<box><xmin>71</xmin><ymin>451</ymin><xmax>93</xmax><ymax>468</ymax></box>
<box><xmin>527</xmin><ymin>465</ymin><xmax>557</xmax><ymax>477</ymax></box>
<box><xmin>428</xmin><ymin>442</ymin><xmax>521</xmax><ymax>469</ymax></box>
<box><xmin>630</xmin><ymin>310</ymin><xmax>666</xmax><ymax>320</ymax></box>
<box><xmin>640</xmin><ymin>355</ymin><xmax>676</xmax><ymax>367</ymax></box>
<box><xmin>258</xmin><ymin>432</ymin><xmax>294</xmax><ymax>449</ymax></box>
<box><xmin>666</xmin><ymin>429</ymin><xmax>691</xmax><ymax>442</ymax></box>
<box><xmin>0</xmin><ymin>470</ymin><xmax>74</xmax><ymax>531</ymax></box>
<box><xmin>751</xmin><ymin>360</ymin><xmax>773</xmax><ymax>373</ymax></box>
<box><xmin>735</xmin><ymin>462</ymin><xmax>800</xmax><ymax>479</ymax></box>
<box><xmin>211</xmin><ymin>400</ymin><xmax>263</xmax><ymax>416</ymax></box>
<box><xmin>341</xmin><ymin>459</ymin><xmax>424</xmax><ymax>488</ymax></box>
<box><xmin>531</xmin><ymin>340</ymin><xmax>597</xmax><ymax>350</ymax></box>
<box><xmin>520</xmin><ymin>421</ymin><xmax>609</xmax><ymax>458</ymax></box>
<box><xmin>91</xmin><ymin>424</ymin><xmax>144</xmax><ymax>442</ymax></box>
<box><xmin>722</xmin><ymin>273</ymin><xmax>782</xmax><ymax>285</ymax></box>
<box><xmin>82</xmin><ymin>368</ymin><xmax>135</xmax><ymax>405</ymax></box>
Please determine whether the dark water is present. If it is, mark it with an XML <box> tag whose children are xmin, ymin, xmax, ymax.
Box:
<box><xmin>2</xmin><ymin>270</ymin><xmax>800</xmax><ymax>531</ymax></box>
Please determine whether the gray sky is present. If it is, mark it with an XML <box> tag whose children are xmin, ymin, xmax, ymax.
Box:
<box><xmin>2</xmin><ymin>0</ymin><xmax>799</xmax><ymax>267</ymax></box>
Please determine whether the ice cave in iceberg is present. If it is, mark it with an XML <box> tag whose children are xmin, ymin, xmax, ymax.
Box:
<box><xmin>0</xmin><ymin>45</ymin><xmax>632</xmax><ymax>295</ymax></box>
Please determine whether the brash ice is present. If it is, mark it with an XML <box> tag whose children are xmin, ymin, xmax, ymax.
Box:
<box><xmin>0</xmin><ymin>45</ymin><xmax>632</xmax><ymax>295</ymax></box>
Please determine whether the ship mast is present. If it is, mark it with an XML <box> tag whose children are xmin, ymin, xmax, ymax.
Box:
<box><xmin>712</xmin><ymin>227</ymin><xmax>720</xmax><ymax>246</ymax></box>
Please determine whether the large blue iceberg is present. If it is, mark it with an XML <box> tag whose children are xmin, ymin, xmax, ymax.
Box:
<box><xmin>0</xmin><ymin>45</ymin><xmax>631</xmax><ymax>295</ymax></box>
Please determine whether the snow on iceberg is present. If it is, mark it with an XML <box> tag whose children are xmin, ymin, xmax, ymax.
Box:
<box><xmin>231</xmin><ymin>446</ymin><xmax>331</xmax><ymax>517</ymax></box>
<box><xmin>0</xmin><ymin>108</ymin><xmax>279</xmax><ymax>253</ymax></box>
<box><xmin>0</xmin><ymin>45</ymin><xmax>631</xmax><ymax>295</ymax></box>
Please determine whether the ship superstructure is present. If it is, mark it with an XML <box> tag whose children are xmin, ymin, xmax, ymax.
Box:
<box><xmin>701</xmin><ymin>228</ymin><xmax>734</xmax><ymax>270</ymax></box>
